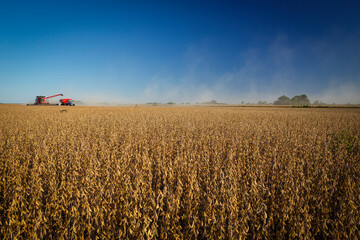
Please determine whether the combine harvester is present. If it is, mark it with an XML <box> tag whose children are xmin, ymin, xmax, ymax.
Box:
<box><xmin>27</xmin><ymin>94</ymin><xmax>63</xmax><ymax>106</ymax></box>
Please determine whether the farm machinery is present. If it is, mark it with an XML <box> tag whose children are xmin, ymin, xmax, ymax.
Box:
<box><xmin>59</xmin><ymin>98</ymin><xmax>75</xmax><ymax>106</ymax></box>
<box><xmin>27</xmin><ymin>94</ymin><xmax>63</xmax><ymax>105</ymax></box>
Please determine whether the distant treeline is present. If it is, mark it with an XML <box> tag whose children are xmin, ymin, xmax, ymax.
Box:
<box><xmin>73</xmin><ymin>95</ymin><xmax>338</xmax><ymax>106</ymax></box>
<box><xmin>274</xmin><ymin>94</ymin><xmax>310</xmax><ymax>105</ymax></box>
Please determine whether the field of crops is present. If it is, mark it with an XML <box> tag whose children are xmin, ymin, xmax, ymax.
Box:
<box><xmin>1</xmin><ymin>104</ymin><xmax>359</xmax><ymax>239</ymax></box>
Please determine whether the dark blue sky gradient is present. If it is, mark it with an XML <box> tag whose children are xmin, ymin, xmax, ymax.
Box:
<box><xmin>1</xmin><ymin>0</ymin><xmax>360</xmax><ymax>103</ymax></box>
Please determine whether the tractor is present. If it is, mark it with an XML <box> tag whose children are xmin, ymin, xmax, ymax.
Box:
<box><xmin>60</xmin><ymin>99</ymin><xmax>75</xmax><ymax>106</ymax></box>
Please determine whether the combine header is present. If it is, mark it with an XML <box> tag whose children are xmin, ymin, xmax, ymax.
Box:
<box><xmin>27</xmin><ymin>94</ymin><xmax>63</xmax><ymax>105</ymax></box>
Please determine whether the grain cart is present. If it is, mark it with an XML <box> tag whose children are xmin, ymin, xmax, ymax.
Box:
<box><xmin>59</xmin><ymin>99</ymin><xmax>75</xmax><ymax>106</ymax></box>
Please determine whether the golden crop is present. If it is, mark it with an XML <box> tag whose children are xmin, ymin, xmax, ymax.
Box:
<box><xmin>0</xmin><ymin>104</ymin><xmax>359</xmax><ymax>239</ymax></box>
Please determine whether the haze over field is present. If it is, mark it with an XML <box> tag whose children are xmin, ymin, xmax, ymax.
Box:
<box><xmin>1</xmin><ymin>1</ymin><xmax>360</xmax><ymax>104</ymax></box>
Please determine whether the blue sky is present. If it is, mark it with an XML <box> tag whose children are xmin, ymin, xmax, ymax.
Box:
<box><xmin>1</xmin><ymin>0</ymin><xmax>360</xmax><ymax>104</ymax></box>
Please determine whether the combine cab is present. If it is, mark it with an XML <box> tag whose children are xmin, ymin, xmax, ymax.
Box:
<box><xmin>60</xmin><ymin>99</ymin><xmax>75</xmax><ymax>106</ymax></box>
<box><xmin>28</xmin><ymin>94</ymin><xmax>63</xmax><ymax>105</ymax></box>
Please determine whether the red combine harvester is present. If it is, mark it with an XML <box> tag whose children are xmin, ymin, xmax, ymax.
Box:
<box><xmin>59</xmin><ymin>99</ymin><xmax>75</xmax><ymax>106</ymax></box>
<box><xmin>28</xmin><ymin>94</ymin><xmax>63</xmax><ymax>105</ymax></box>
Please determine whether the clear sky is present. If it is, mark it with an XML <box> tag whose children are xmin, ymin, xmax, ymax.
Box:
<box><xmin>1</xmin><ymin>0</ymin><xmax>360</xmax><ymax>104</ymax></box>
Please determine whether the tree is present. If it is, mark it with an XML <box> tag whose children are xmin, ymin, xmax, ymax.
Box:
<box><xmin>274</xmin><ymin>94</ymin><xmax>310</xmax><ymax>105</ymax></box>
<box><xmin>203</xmin><ymin>100</ymin><xmax>218</xmax><ymax>104</ymax></box>
<box><xmin>299</xmin><ymin>94</ymin><xmax>310</xmax><ymax>105</ymax></box>
<box><xmin>274</xmin><ymin>95</ymin><xmax>291</xmax><ymax>105</ymax></box>
<box><xmin>291</xmin><ymin>94</ymin><xmax>310</xmax><ymax>105</ymax></box>
<box><xmin>313</xmin><ymin>100</ymin><xmax>326</xmax><ymax>105</ymax></box>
